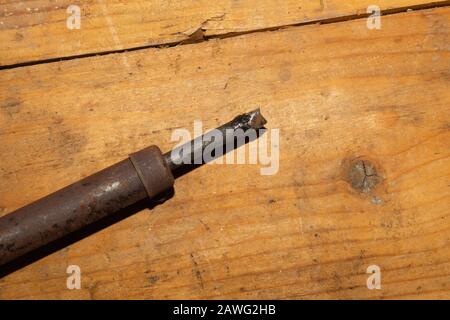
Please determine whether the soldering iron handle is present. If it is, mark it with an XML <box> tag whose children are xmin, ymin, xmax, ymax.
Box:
<box><xmin>0</xmin><ymin>146</ymin><xmax>174</xmax><ymax>267</ymax></box>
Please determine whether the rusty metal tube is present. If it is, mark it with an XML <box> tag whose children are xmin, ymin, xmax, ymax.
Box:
<box><xmin>0</xmin><ymin>109</ymin><xmax>267</xmax><ymax>271</ymax></box>
<box><xmin>0</xmin><ymin>146</ymin><xmax>174</xmax><ymax>266</ymax></box>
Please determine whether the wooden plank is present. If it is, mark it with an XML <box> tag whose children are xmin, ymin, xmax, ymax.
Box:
<box><xmin>0</xmin><ymin>7</ymin><xmax>449</xmax><ymax>299</ymax></box>
<box><xmin>1</xmin><ymin>0</ymin><xmax>449</xmax><ymax>66</ymax></box>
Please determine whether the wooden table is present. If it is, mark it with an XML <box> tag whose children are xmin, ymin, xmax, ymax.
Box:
<box><xmin>0</xmin><ymin>1</ymin><xmax>449</xmax><ymax>299</ymax></box>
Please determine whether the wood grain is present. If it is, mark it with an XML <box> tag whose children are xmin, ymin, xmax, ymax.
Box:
<box><xmin>0</xmin><ymin>0</ymin><xmax>449</xmax><ymax>66</ymax></box>
<box><xmin>0</xmin><ymin>7</ymin><xmax>449</xmax><ymax>299</ymax></box>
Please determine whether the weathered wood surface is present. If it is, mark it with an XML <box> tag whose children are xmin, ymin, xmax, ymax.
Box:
<box><xmin>0</xmin><ymin>7</ymin><xmax>449</xmax><ymax>299</ymax></box>
<box><xmin>1</xmin><ymin>0</ymin><xmax>449</xmax><ymax>66</ymax></box>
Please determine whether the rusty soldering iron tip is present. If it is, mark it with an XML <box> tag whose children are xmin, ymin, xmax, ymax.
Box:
<box><xmin>232</xmin><ymin>108</ymin><xmax>267</xmax><ymax>130</ymax></box>
<box><xmin>245</xmin><ymin>108</ymin><xmax>268</xmax><ymax>129</ymax></box>
<box><xmin>163</xmin><ymin>108</ymin><xmax>268</xmax><ymax>172</ymax></box>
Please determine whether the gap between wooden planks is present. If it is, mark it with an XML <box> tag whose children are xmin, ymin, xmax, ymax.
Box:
<box><xmin>1</xmin><ymin>0</ymin><xmax>450</xmax><ymax>67</ymax></box>
<box><xmin>0</xmin><ymin>7</ymin><xmax>450</xmax><ymax>299</ymax></box>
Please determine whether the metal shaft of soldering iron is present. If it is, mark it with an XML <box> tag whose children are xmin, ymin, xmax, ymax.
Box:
<box><xmin>0</xmin><ymin>109</ymin><xmax>267</xmax><ymax>267</ymax></box>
